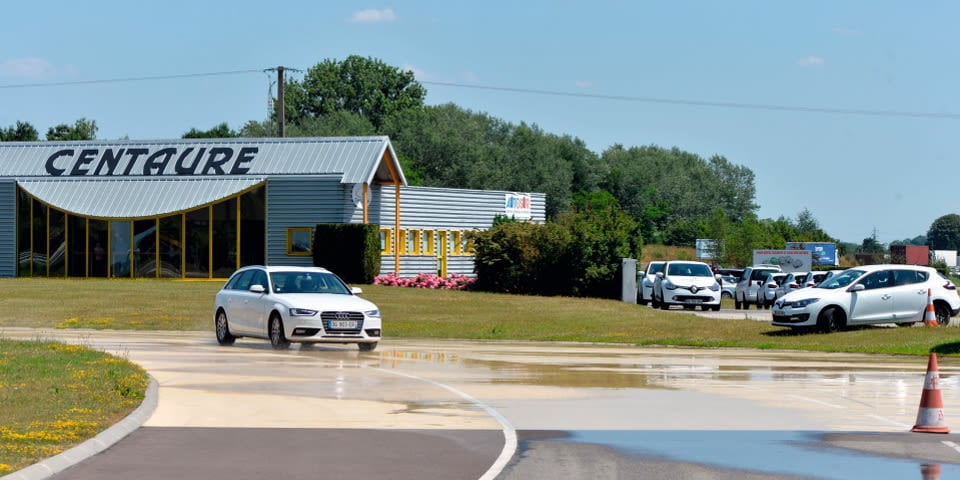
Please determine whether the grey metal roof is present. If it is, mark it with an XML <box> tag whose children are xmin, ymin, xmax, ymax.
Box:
<box><xmin>18</xmin><ymin>177</ymin><xmax>265</xmax><ymax>219</ymax></box>
<box><xmin>0</xmin><ymin>136</ymin><xmax>406</xmax><ymax>185</ymax></box>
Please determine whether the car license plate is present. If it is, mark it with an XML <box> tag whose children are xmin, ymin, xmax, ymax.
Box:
<box><xmin>330</xmin><ymin>320</ymin><xmax>358</xmax><ymax>329</ymax></box>
<box><xmin>772</xmin><ymin>308</ymin><xmax>784</xmax><ymax>316</ymax></box>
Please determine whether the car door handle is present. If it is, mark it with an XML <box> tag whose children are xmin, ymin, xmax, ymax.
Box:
<box><xmin>882</xmin><ymin>294</ymin><xmax>892</xmax><ymax>300</ymax></box>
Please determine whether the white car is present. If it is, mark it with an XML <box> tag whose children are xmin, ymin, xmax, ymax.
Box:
<box><xmin>214</xmin><ymin>265</ymin><xmax>382</xmax><ymax>351</ymax></box>
<box><xmin>772</xmin><ymin>264</ymin><xmax>960</xmax><ymax>333</ymax></box>
<box><xmin>734</xmin><ymin>265</ymin><xmax>782</xmax><ymax>310</ymax></box>
<box><xmin>652</xmin><ymin>260</ymin><xmax>722</xmax><ymax>311</ymax></box>
<box><xmin>774</xmin><ymin>272</ymin><xmax>809</xmax><ymax>300</ymax></box>
<box><xmin>759</xmin><ymin>272</ymin><xmax>789</xmax><ymax>308</ymax></box>
<box><xmin>638</xmin><ymin>261</ymin><xmax>666</xmax><ymax>306</ymax></box>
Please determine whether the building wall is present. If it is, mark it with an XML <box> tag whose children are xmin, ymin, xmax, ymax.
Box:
<box><xmin>265</xmin><ymin>175</ymin><xmax>349</xmax><ymax>266</ymax></box>
<box><xmin>362</xmin><ymin>185</ymin><xmax>547</xmax><ymax>277</ymax></box>
<box><xmin>0</xmin><ymin>180</ymin><xmax>16</xmax><ymax>277</ymax></box>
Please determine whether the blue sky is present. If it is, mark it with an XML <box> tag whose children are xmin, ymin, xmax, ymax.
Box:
<box><xmin>1</xmin><ymin>1</ymin><xmax>957</xmax><ymax>245</ymax></box>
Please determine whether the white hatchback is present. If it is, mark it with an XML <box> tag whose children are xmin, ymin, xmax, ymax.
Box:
<box><xmin>771</xmin><ymin>264</ymin><xmax>960</xmax><ymax>333</ymax></box>
<box><xmin>638</xmin><ymin>261</ymin><xmax>666</xmax><ymax>306</ymax></box>
<box><xmin>214</xmin><ymin>265</ymin><xmax>382</xmax><ymax>351</ymax></box>
<box><xmin>652</xmin><ymin>260</ymin><xmax>722</xmax><ymax>311</ymax></box>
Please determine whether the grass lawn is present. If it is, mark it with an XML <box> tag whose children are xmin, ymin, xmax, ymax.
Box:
<box><xmin>3</xmin><ymin>277</ymin><xmax>960</xmax><ymax>474</ymax></box>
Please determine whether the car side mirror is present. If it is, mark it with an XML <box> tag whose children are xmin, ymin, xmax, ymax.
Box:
<box><xmin>656</xmin><ymin>272</ymin><xmax>664</xmax><ymax>278</ymax></box>
<box><xmin>249</xmin><ymin>284</ymin><xmax>266</xmax><ymax>294</ymax></box>
<box><xmin>351</xmin><ymin>287</ymin><xmax>363</xmax><ymax>295</ymax></box>
<box><xmin>849</xmin><ymin>284</ymin><xmax>865</xmax><ymax>292</ymax></box>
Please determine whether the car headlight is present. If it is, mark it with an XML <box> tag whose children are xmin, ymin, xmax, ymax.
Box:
<box><xmin>289</xmin><ymin>308</ymin><xmax>318</xmax><ymax>317</ymax></box>
<box><xmin>365</xmin><ymin>309</ymin><xmax>381</xmax><ymax>318</ymax></box>
<box><xmin>709</xmin><ymin>283</ymin><xmax>720</xmax><ymax>291</ymax></box>
<box><xmin>789</xmin><ymin>298</ymin><xmax>820</xmax><ymax>308</ymax></box>
<box><xmin>664</xmin><ymin>280</ymin><xmax>676</xmax><ymax>290</ymax></box>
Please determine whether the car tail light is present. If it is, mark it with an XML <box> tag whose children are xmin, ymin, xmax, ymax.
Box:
<box><xmin>766</xmin><ymin>282</ymin><xmax>777</xmax><ymax>288</ymax></box>
<box><xmin>789</xmin><ymin>283</ymin><xmax>799</xmax><ymax>289</ymax></box>
<box><xmin>943</xmin><ymin>282</ymin><xmax>957</xmax><ymax>291</ymax></box>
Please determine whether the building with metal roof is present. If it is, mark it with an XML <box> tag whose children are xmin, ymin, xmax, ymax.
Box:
<box><xmin>0</xmin><ymin>136</ymin><xmax>544</xmax><ymax>279</ymax></box>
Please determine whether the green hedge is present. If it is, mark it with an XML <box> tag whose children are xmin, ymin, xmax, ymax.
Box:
<box><xmin>313</xmin><ymin>223</ymin><xmax>381</xmax><ymax>284</ymax></box>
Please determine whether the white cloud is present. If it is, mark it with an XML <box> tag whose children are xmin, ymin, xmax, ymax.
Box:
<box><xmin>0</xmin><ymin>57</ymin><xmax>55</xmax><ymax>79</ymax></box>
<box><xmin>403</xmin><ymin>64</ymin><xmax>431</xmax><ymax>81</ymax></box>
<box><xmin>350</xmin><ymin>8</ymin><xmax>396</xmax><ymax>23</ymax></box>
<box><xmin>796</xmin><ymin>56</ymin><xmax>825</xmax><ymax>67</ymax></box>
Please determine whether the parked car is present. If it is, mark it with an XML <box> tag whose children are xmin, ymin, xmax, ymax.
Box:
<box><xmin>213</xmin><ymin>265</ymin><xmax>382</xmax><ymax>351</ymax></box>
<box><xmin>719</xmin><ymin>275</ymin><xmax>737</xmax><ymax>299</ymax></box>
<box><xmin>734</xmin><ymin>265</ymin><xmax>782</xmax><ymax>310</ymax></box>
<box><xmin>759</xmin><ymin>272</ymin><xmax>789</xmax><ymax>308</ymax></box>
<box><xmin>638</xmin><ymin>261</ymin><xmax>666</xmax><ymax>306</ymax></box>
<box><xmin>804</xmin><ymin>271</ymin><xmax>829</xmax><ymax>288</ymax></box>
<box><xmin>805</xmin><ymin>269</ymin><xmax>845</xmax><ymax>288</ymax></box>
<box><xmin>652</xmin><ymin>260</ymin><xmax>722</xmax><ymax>311</ymax></box>
<box><xmin>772</xmin><ymin>264</ymin><xmax>960</xmax><ymax>333</ymax></box>
<box><xmin>775</xmin><ymin>272</ymin><xmax>810</xmax><ymax>300</ymax></box>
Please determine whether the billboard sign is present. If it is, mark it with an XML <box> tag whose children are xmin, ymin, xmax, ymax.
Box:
<box><xmin>785</xmin><ymin>242</ymin><xmax>839</xmax><ymax>266</ymax></box>
<box><xmin>753</xmin><ymin>249</ymin><xmax>812</xmax><ymax>273</ymax></box>
<box><xmin>696</xmin><ymin>239</ymin><xmax>719</xmax><ymax>260</ymax></box>
<box><xmin>504</xmin><ymin>193</ymin><xmax>532</xmax><ymax>220</ymax></box>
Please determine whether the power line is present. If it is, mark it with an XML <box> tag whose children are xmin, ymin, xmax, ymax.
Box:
<box><xmin>1</xmin><ymin>68</ymin><xmax>956</xmax><ymax>120</ymax></box>
<box><xmin>422</xmin><ymin>80</ymin><xmax>960</xmax><ymax>120</ymax></box>
<box><xmin>0</xmin><ymin>69</ymin><xmax>264</xmax><ymax>89</ymax></box>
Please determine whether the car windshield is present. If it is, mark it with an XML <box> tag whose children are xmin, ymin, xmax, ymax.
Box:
<box><xmin>667</xmin><ymin>263</ymin><xmax>712</xmax><ymax>277</ymax></box>
<box><xmin>648</xmin><ymin>263</ymin><xmax>665</xmax><ymax>275</ymax></box>
<box><xmin>818</xmin><ymin>269</ymin><xmax>863</xmax><ymax>290</ymax></box>
<box><xmin>269</xmin><ymin>271</ymin><xmax>351</xmax><ymax>295</ymax></box>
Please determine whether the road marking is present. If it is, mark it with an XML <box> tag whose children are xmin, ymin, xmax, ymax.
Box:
<box><xmin>865</xmin><ymin>414</ymin><xmax>911</xmax><ymax>429</ymax></box>
<box><xmin>786</xmin><ymin>394</ymin><xmax>844</xmax><ymax>409</ymax></box>
<box><xmin>375</xmin><ymin>367</ymin><xmax>517</xmax><ymax>480</ymax></box>
<box><xmin>942</xmin><ymin>440</ymin><xmax>960</xmax><ymax>455</ymax></box>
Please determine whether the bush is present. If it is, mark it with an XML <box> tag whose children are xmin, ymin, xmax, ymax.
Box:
<box><xmin>313</xmin><ymin>223</ymin><xmax>381</xmax><ymax>283</ymax></box>
<box><xmin>470</xmin><ymin>193</ymin><xmax>642</xmax><ymax>298</ymax></box>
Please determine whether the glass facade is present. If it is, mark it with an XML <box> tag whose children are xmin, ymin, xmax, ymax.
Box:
<box><xmin>16</xmin><ymin>185</ymin><xmax>266</xmax><ymax>278</ymax></box>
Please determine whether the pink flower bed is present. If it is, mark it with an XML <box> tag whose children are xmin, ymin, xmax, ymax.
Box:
<box><xmin>374</xmin><ymin>272</ymin><xmax>476</xmax><ymax>290</ymax></box>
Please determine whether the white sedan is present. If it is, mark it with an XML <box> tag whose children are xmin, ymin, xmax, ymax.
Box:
<box><xmin>772</xmin><ymin>264</ymin><xmax>960</xmax><ymax>333</ymax></box>
<box><xmin>214</xmin><ymin>265</ymin><xmax>382</xmax><ymax>351</ymax></box>
<box><xmin>652</xmin><ymin>260</ymin><xmax>722</xmax><ymax>311</ymax></box>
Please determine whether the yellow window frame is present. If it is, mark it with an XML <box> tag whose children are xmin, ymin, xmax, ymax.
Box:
<box><xmin>380</xmin><ymin>228</ymin><xmax>393</xmax><ymax>255</ymax></box>
<box><xmin>286</xmin><ymin>227</ymin><xmax>313</xmax><ymax>256</ymax></box>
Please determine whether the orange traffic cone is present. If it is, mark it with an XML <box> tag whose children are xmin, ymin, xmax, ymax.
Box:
<box><xmin>912</xmin><ymin>353</ymin><xmax>950</xmax><ymax>433</ymax></box>
<box><xmin>920</xmin><ymin>463</ymin><xmax>941</xmax><ymax>480</ymax></box>
<box><xmin>924</xmin><ymin>289</ymin><xmax>938</xmax><ymax>327</ymax></box>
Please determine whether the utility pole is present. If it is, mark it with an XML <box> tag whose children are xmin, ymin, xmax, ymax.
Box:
<box><xmin>276</xmin><ymin>66</ymin><xmax>285</xmax><ymax>137</ymax></box>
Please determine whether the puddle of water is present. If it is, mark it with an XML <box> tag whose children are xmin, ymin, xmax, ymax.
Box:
<box><xmin>558</xmin><ymin>430</ymin><xmax>960</xmax><ymax>479</ymax></box>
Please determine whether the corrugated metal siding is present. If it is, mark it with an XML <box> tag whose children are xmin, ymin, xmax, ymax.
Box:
<box><xmin>369</xmin><ymin>185</ymin><xmax>546</xmax><ymax>228</ymax></box>
<box><xmin>0</xmin><ymin>180</ymin><xmax>16</xmax><ymax>277</ymax></box>
<box><xmin>265</xmin><ymin>176</ymin><xmax>346</xmax><ymax>266</ymax></box>
<box><xmin>17</xmin><ymin>177</ymin><xmax>264</xmax><ymax>218</ymax></box>
<box><xmin>0</xmin><ymin>137</ymin><xmax>403</xmax><ymax>185</ymax></box>
<box><xmin>368</xmin><ymin>185</ymin><xmax>546</xmax><ymax>277</ymax></box>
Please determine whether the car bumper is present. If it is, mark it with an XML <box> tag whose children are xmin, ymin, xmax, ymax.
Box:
<box><xmin>286</xmin><ymin>316</ymin><xmax>382</xmax><ymax>343</ymax></box>
<box><xmin>771</xmin><ymin>307</ymin><xmax>814</xmax><ymax>327</ymax></box>
<box><xmin>662</xmin><ymin>290</ymin><xmax>720</xmax><ymax>306</ymax></box>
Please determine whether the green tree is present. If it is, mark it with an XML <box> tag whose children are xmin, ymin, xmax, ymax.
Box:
<box><xmin>46</xmin><ymin>118</ymin><xmax>97</xmax><ymax>141</ymax></box>
<box><xmin>0</xmin><ymin>121</ymin><xmax>39</xmax><ymax>141</ymax></box>
<box><xmin>182</xmin><ymin>122</ymin><xmax>238</xmax><ymax>138</ymax></box>
<box><xmin>241</xmin><ymin>111</ymin><xmax>378</xmax><ymax>138</ymax></box>
<box><xmin>284</xmin><ymin>55</ymin><xmax>426</xmax><ymax>129</ymax></box>
<box><xmin>927</xmin><ymin>214</ymin><xmax>960</xmax><ymax>251</ymax></box>
<box><xmin>384</xmin><ymin>104</ymin><xmax>596</xmax><ymax>218</ymax></box>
